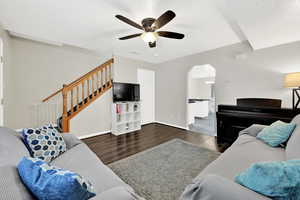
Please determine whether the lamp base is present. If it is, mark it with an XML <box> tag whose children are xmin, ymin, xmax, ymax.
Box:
<box><xmin>293</xmin><ymin>87</ymin><xmax>300</xmax><ymax>110</ymax></box>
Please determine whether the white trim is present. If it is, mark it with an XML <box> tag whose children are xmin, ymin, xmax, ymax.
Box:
<box><xmin>141</xmin><ymin>121</ymin><xmax>155</xmax><ymax>126</ymax></box>
<box><xmin>9</xmin><ymin>31</ymin><xmax>63</xmax><ymax>46</ymax></box>
<box><xmin>154</xmin><ymin>121</ymin><xmax>188</xmax><ymax>130</ymax></box>
<box><xmin>77</xmin><ymin>130</ymin><xmax>111</xmax><ymax>139</ymax></box>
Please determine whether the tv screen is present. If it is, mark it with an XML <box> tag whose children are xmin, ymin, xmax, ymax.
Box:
<box><xmin>113</xmin><ymin>82</ymin><xmax>140</xmax><ymax>102</ymax></box>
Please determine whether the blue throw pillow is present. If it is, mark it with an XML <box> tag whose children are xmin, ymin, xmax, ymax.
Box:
<box><xmin>18</xmin><ymin>157</ymin><xmax>96</xmax><ymax>200</ymax></box>
<box><xmin>235</xmin><ymin>160</ymin><xmax>300</xmax><ymax>200</ymax></box>
<box><xmin>22</xmin><ymin>124</ymin><xmax>66</xmax><ymax>162</ymax></box>
<box><xmin>257</xmin><ymin>120</ymin><xmax>296</xmax><ymax>147</ymax></box>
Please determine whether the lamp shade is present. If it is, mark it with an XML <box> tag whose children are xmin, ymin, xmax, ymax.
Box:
<box><xmin>284</xmin><ymin>72</ymin><xmax>300</xmax><ymax>88</ymax></box>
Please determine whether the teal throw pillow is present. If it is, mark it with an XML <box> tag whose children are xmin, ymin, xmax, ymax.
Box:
<box><xmin>257</xmin><ymin>120</ymin><xmax>296</xmax><ymax>147</ymax></box>
<box><xmin>235</xmin><ymin>160</ymin><xmax>300</xmax><ymax>200</ymax></box>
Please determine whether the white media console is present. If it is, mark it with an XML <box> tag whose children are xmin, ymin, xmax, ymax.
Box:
<box><xmin>111</xmin><ymin>101</ymin><xmax>141</xmax><ymax>135</ymax></box>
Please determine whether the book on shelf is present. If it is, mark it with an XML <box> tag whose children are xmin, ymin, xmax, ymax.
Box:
<box><xmin>116</xmin><ymin>104</ymin><xmax>121</xmax><ymax>114</ymax></box>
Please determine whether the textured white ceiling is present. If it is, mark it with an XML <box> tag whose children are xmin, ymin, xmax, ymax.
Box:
<box><xmin>0</xmin><ymin>0</ymin><xmax>299</xmax><ymax>63</ymax></box>
<box><xmin>226</xmin><ymin>0</ymin><xmax>300</xmax><ymax>50</ymax></box>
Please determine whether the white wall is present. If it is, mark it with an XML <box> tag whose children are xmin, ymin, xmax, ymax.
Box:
<box><xmin>0</xmin><ymin>25</ymin><xmax>14</xmax><ymax>128</ymax></box>
<box><xmin>113</xmin><ymin>56</ymin><xmax>154</xmax><ymax>84</ymax></box>
<box><xmin>71</xmin><ymin>56</ymin><xmax>154</xmax><ymax>137</ymax></box>
<box><xmin>188</xmin><ymin>77</ymin><xmax>214</xmax><ymax>99</ymax></box>
<box><xmin>8</xmin><ymin>32</ymin><xmax>300</xmax><ymax>136</ymax></box>
<box><xmin>10</xmin><ymin>38</ymin><xmax>155</xmax><ymax>137</ymax></box>
<box><xmin>70</xmin><ymin>90</ymin><xmax>112</xmax><ymax>137</ymax></box>
<box><xmin>155</xmin><ymin>41</ymin><xmax>300</xmax><ymax>128</ymax></box>
<box><xmin>11</xmin><ymin>37</ymin><xmax>108</xmax><ymax>130</ymax></box>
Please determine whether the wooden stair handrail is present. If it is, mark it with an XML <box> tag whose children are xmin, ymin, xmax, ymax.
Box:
<box><xmin>42</xmin><ymin>58</ymin><xmax>113</xmax><ymax>102</ymax></box>
<box><xmin>42</xmin><ymin>88</ymin><xmax>63</xmax><ymax>102</ymax></box>
<box><xmin>64</xmin><ymin>58</ymin><xmax>113</xmax><ymax>91</ymax></box>
<box><xmin>42</xmin><ymin>58</ymin><xmax>114</xmax><ymax>133</ymax></box>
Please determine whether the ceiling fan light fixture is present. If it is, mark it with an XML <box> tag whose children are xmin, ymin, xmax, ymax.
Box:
<box><xmin>116</xmin><ymin>10</ymin><xmax>184</xmax><ymax>48</ymax></box>
<box><xmin>141</xmin><ymin>32</ymin><xmax>158</xmax><ymax>43</ymax></box>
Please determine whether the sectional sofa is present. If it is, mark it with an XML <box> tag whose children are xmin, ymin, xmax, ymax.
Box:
<box><xmin>0</xmin><ymin>127</ymin><xmax>142</xmax><ymax>200</ymax></box>
<box><xmin>181</xmin><ymin>114</ymin><xmax>300</xmax><ymax>200</ymax></box>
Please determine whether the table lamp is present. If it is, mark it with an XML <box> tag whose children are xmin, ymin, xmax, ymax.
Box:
<box><xmin>284</xmin><ymin>72</ymin><xmax>300</xmax><ymax>109</ymax></box>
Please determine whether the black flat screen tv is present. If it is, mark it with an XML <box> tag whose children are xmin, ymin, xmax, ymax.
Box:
<box><xmin>113</xmin><ymin>82</ymin><xmax>140</xmax><ymax>102</ymax></box>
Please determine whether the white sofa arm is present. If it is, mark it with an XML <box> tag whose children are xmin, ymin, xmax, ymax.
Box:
<box><xmin>239</xmin><ymin>124</ymin><xmax>267</xmax><ymax>137</ymax></box>
<box><xmin>180</xmin><ymin>174</ymin><xmax>270</xmax><ymax>200</ymax></box>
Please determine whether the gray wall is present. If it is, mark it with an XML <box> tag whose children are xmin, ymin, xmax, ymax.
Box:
<box><xmin>10</xmin><ymin>37</ymin><xmax>154</xmax><ymax>137</ymax></box>
<box><xmin>114</xmin><ymin>56</ymin><xmax>155</xmax><ymax>84</ymax></box>
<box><xmin>5</xmin><ymin>32</ymin><xmax>300</xmax><ymax>136</ymax></box>
<box><xmin>11</xmin><ymin>37</ymin><xmax>107</xmax><ymax>130</ymax></box>
<box><xmin>0</xmin><ymin>25</ymin><xmax>14</xmax><ymax>127</ymax></box>
<box><xmin>155</xmin><ymin>41</ymin><xmax>300</xmax><ymax>128</ymax></box>
<box><xmin>71</xmin><ymin>55</ymin><xmax>154</xmax><ymax>137</ymax></box>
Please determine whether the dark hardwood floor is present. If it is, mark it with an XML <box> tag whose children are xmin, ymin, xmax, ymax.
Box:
<box><xmin>83</xmin><ymin>123</ymin><xmax>230</xmax><ymax>165</ymax></box>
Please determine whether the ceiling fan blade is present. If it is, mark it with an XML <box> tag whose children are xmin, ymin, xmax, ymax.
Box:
<box><xmin>118</xmin><ymin>33</ymin><xmax>142</xmax><ymax>40</ymax></box>
<box><xmin>149</xmin><ymin>41</ymin><xmax>156</xmax><ymax>48</ymax></box>
<box><xmin>115</xmin><ymin>15</ymin><xmax>143</xmax><ymax>30</ymax></box>
<box><xmin>154</xmin><ymin>10</ymin><xmax>176</xmax><ymax>29</ymax></box>
<box><xmin>157</xmin><ymin>31</ymin><xmax>184</xmax><ymax>39</ymax></box>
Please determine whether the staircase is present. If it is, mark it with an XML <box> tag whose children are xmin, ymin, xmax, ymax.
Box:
<box><xmin>42</xmin><ymin>58</ymin><xmax>114</xmax><ymax>132</ymax></box>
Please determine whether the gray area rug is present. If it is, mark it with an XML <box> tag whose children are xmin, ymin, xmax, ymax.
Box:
<box><xmin>108</xmin><ymin>139</ymin><xmax>220</xmax><ymax>200</ymax></box>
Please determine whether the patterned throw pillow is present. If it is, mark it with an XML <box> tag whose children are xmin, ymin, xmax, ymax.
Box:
<box><xmin>22</xmin><ymin>124</ymin><xmax>66</xmax><ymax>162</ymax></box>
<box><xmin>18</xmin><ymin>157</ymin><xmax>96</xmax><ymax>200</ymax></box>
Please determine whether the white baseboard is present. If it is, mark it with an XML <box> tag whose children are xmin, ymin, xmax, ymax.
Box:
<box><xmin>77</xmin><ymin>130</ymin><xmax>111</xmax><ymax>139</ymax></box>
<box><xmin>141</xmin><ymin>121</ymin><xmax>155</xmax><ymax>126</ymax></box>
<box><xmin>154</xmin><ymin>121</ymin><xmax>188</xmax><ymax>130</ymax></box>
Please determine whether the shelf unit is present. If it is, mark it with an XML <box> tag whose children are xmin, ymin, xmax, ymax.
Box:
<box><xmin>112</xmin><ymin>101</ymin><xmax>141</xmax><ymax>135</ymax></box>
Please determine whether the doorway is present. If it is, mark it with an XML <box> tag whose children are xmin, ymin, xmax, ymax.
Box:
<box><xmin>187</xmin><ymin>64</ymin><xmax>216</xmax><ymax>136</ymax></box>
<box><xmin>137</xmin><ymin>68</ymin><xmax>155</xmax><ymax>125</ymax></box>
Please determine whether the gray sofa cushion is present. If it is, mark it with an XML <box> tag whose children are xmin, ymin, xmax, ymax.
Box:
<box><xmin>94</xmin><ymin>186</ymin><xmax>144</xmax><ymax>200</ymax></box>
<box><xmin>0</xmin><ymin>129</ymin><xmax>137</xmax><ymax>200</ymax></box>
<box><xmin>61</xmin><ymin>133</ymin><xmax>82</xmax><ymax>150</ymax></box>
<box><xmin>180</xmin><ymin>174</ymin><xmax>270</xmax><ymax>200</ymax></box>
<box><xmin>239</xmin><ymin>124</ymin><xmax>268</xmax><ymax>137</ymax></box>
<box><xmin>286</xmin><ymin>114</ymin><xmax>300</xmax><ymax>160</ymax></box>
<box><xmin>51</xmin><ymin>142</ymin><xmax>129</xmax><ymax>196</ymax></box>
<box><xmin>0</xmin><ymin>127</ymin><xmax>29</xmax><ymax>166</ymax></box>
<box><xmin>0</xmin><ymin>166</ymin><xmax>34</xmax><ymax>200</ymax></box>
<box><xmin>197</xmin><ymin>134</ymin><xmax>286</xmax><ymax>180</ymax></box>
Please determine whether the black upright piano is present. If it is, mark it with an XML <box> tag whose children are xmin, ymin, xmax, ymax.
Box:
<box><xmin>217</xmin><ymin>98</ymin><xmax>300</xmax><ymax>143</ymax></box>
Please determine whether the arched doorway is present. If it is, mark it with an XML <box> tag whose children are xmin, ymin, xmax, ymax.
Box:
<box><xmin>187</xmin><ymin>64</ymin><xmax>216</xmax><ymax>136</ymax></box>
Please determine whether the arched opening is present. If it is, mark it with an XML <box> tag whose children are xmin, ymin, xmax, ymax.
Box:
<box><xmin>187</xmin><ymin>64</ymin><xmax>216</xmax><ymax>136</ymax></box>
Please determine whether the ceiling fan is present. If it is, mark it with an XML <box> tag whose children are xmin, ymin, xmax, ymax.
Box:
<box><xmin>115</xmin><ymin>10</ymin><xmax>184</xmax><ymax>48</ymax></box>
